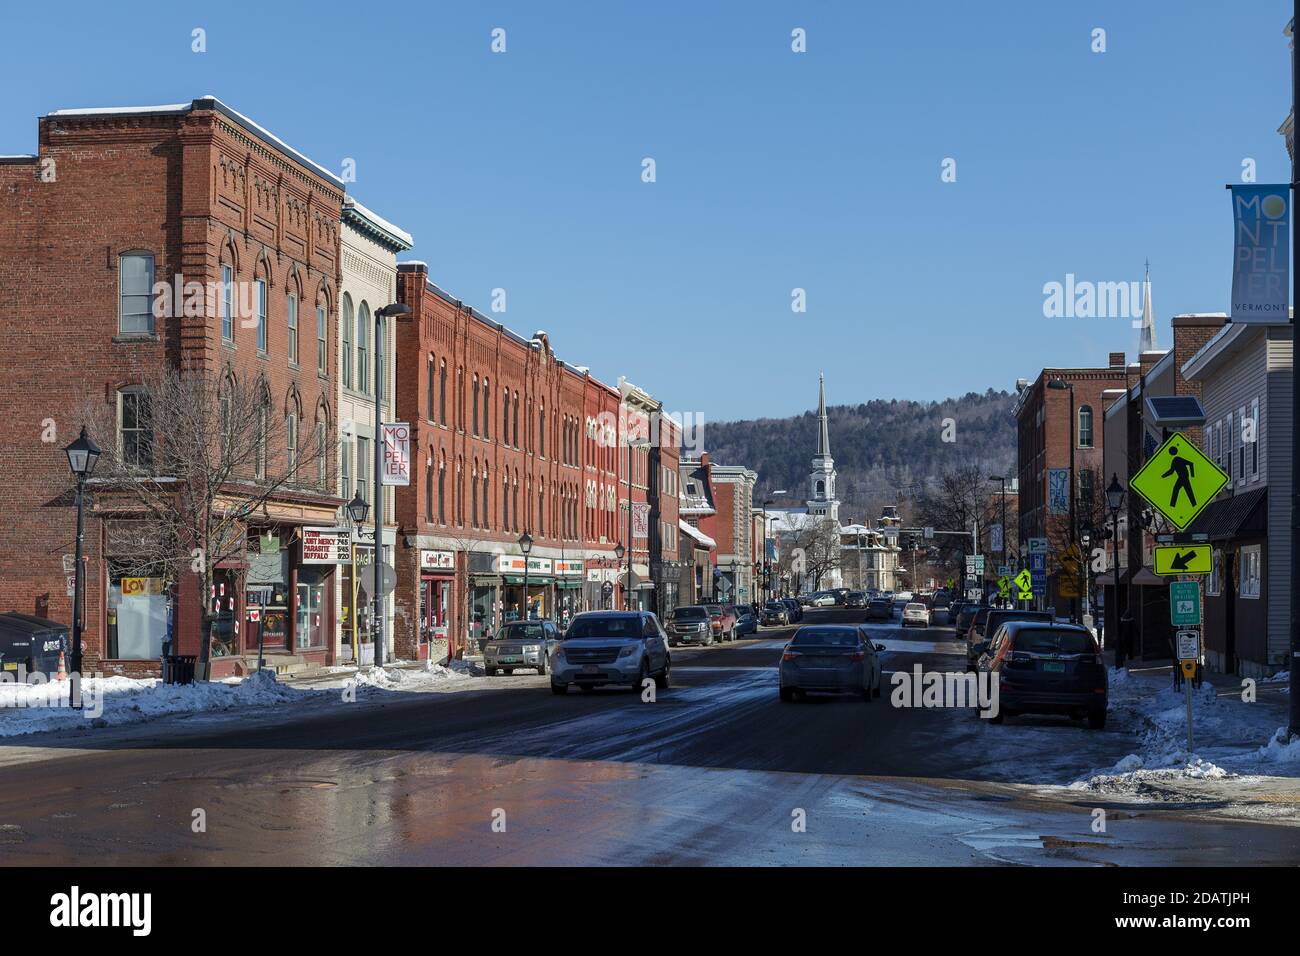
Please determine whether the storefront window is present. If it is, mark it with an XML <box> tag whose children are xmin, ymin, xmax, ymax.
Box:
<box><xmin>210</xmin><ymin>569</ymin><xmax>239</xmax><ymax>658</ymax></box>
<box><xmin>106</xmin><ymin>561</ymin><xmax>170</xmax><ymax>660</ymax></box>
<box><xmin>296</xmin><ymin>567</ymin><xmax>327</xmax><ymax>650</ymax></box>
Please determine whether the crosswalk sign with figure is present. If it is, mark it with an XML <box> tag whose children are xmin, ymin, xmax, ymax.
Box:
<box><xmin>1130</xmin><ymin>433</ymin><xmax>1228</xmax><ymax>531</ymax></box>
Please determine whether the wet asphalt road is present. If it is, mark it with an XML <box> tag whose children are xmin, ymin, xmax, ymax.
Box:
<box><xmin>2</xmin><ymin>608</ymin><xmax>1299</xmax><ymax>865</ymax></box>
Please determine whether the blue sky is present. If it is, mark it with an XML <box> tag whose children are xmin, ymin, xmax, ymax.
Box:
<box><xmin>2</xmin><ymin>1</ymin><xmax>1292</xmax><ymax>420</ymax></box>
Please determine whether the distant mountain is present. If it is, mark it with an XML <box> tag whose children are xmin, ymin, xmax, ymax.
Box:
<box><xmin>700</xmin><ymin>389</ymin><xmax>1017</xmax><ymax>524</ymax></box>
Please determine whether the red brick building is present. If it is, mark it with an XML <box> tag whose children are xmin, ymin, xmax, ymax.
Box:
<box><xmin>0</xmin><ymin>98</ymin><xmax>344</xmax><ymax>677</ymax></box>
<box><xmin>393</xmin><ymin>263</ymin><xmax>596</xmax><ymax>659</ymax></box>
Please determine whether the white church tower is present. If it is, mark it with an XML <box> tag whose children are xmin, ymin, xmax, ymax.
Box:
<box><xmin>806</xmin><ymin>373</ymin><xmax>840</xmax><ymax>524</ymax></box>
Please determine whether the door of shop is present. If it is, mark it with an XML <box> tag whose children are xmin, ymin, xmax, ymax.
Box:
<box><xmin>420</xmin><ymin>575</ymin><xmax>451</xmax><ymax>658</ymax></box>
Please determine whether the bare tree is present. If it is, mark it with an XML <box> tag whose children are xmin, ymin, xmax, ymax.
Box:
<box><xmin>915</xmin><ymin>465</ymin><xmax>990</xmax><ymax>583</ymax></box>
<box><xmin>77</xmin><ymin>364</ymin><xmax>333</xmax><ymax>678</ymax></box>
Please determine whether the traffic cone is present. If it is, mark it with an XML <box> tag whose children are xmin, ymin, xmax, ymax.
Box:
<box><xmin>56</xmin><ymin>650</ymin><xmax>68</xmax><ymax>681</ymax></box>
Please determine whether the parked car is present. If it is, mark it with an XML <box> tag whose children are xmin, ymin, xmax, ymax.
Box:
<box><xmin>953</xmin><ymin>602</ymin><xmax>981</xmax><ymax>639</ymax></box>
<box><xmin>665</xmin><ymin>605</ymin><xmax>715</xmax><ymax>646</ymax></box>
<box><xmin>550</xmin><ymin>611</ymin><xmax>670</xmax><ymax>695</ymax></box>
<box><xmin>901</xmin><ymin>602</ymin><xmax>931</xmax><ymax>628</ymax></box>
<box><xmin>780</xmin><ymin>597</ymin><xmax>803</xmax><ymax>622</ymax></box>
<box><xmin>779</xmin><ymin>625</ymin><xmax>884</xmax><ymax>702</ymax></box>
<box><xmin>732</xmin><ymin>604</ymin><xmax>758</xmax><ymax>638</ymax></box>
<box><xmin>845</xmin><ymin>591</ymin><xmax>867</xmax><ymax>608</ymax></box>
<box><xmin>703</xmin><ymin>603</ymin><xmax>738</xmax><ymax>641</ymax></box>
<box><xmin>810</xmin><ymin>592</ymin><xmax>837</xmax><ymax>608</ymax></box>
<box><xmin>762</xmin><ymin>601</ymin><xmax>790</xmax><ymax>625</ymax></box>
<box><xmin>797</xmin><ymin>594</ymin><xmax>815</xmax><ymax>607</ymax></box>
<box><xmin>975</xmin><ymin>621</ymin><xmax>1108</xmax><ymax>728</ymax></box>
<box><xmin>966</xmin><ymin>608</ymin><xmax>1055</xmax><ymax>670</ymax></box>
<box><xmin>864</xmin><ymin>598</ymin><xmax>893</xmax><ymax>622</ymax></box>
<box><xmin>484</xmin><ymin>619</ymin><xmax>562</xmax><ymax>676</ymax></box>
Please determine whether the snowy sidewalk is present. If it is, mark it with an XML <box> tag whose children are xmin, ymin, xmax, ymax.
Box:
<box><xmin>0</xmin><ymin>659</ymin><xmax>487</xmax><ymax>739</ymax></box>
<box><xmin>1058</xmin><ymin>661</ymin><xmax>1300</xmax><ymax>821</ymax></box>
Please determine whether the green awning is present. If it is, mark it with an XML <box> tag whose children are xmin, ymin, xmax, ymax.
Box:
<box><xmin>502</xmin><ymin>576</ymin><xmax>554</xmax><ymax>585</ymax></box>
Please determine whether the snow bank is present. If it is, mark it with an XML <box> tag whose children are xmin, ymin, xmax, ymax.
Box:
<box><xmin>0</xmin><ymin>662</ymin><xmax>487</xmax><ymax>739</ymax></box>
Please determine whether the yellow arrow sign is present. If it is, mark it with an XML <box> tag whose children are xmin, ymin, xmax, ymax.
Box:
<box><xmin>1129</xmin><ymin>433</ymin><xmax>1229</xmax><ymax>531</ymax></box>
<box><xmin>1154</xmin><ymin>544</ymin><xmax>1213</xmax><ymax>576</ymax></box>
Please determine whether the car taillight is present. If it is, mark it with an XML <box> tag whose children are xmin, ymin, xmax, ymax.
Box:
<box><xmin>848</xmin><ymin>651</ymin><xmax>865</xmax><ymax>661</ymax></box>
<box><xmin>782</xmin><ymin>650</ymin><xmax>801</xmax><ymax>661</ymax></box>
<box><xmin>711</xmin><ymin>621</ymin><xmax>722</xmax><ymax>629</ymax></box>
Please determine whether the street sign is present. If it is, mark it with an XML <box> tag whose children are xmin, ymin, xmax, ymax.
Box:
<box><xmin>1176</xmin><ymin>629</ymin><xmax>1201</xmax><ymax>663</ymax></box>
<box><xmin>997</xmin><ymin>565</ymin><xmax>1010</xmax><ymax>576</ymax></box>
<box><xmin>1169</xmin><ymin>581</ymin><xmax>1202</xmax><ymax>626</ymax></box>
<box><xmin>1130</xmin><ymin>433</ymin><xmax>1229</xmax><ymax>531</ymax></box>
<box><xmin>1057</xmin><ymin>544</ymin><xmax>1082</xmax><ymax>599</ymax></box>
<box><xmin>923</xmin><ymin>526</ymin><xmax>934</xmax><ymax>539</ymax></box>
<box><xmin>997</xmin><ymin>575</ymin><xmax>1011</xmax><ymax>600</ymax></box>
<box><xmin>1154</xmin><ymin>544</ymin><xmax>1213</xmax><ymax>576</ymax></box>
<box><xmin>1014</xmin><ymin>569</ymin><xmax>1033</xmax><ymax>601</ymax></box>
<box><xmin>358</xmin><ymin>561</ymin><xmax>397</xmax><ymax>598</ymax></box>
<box><xmin>1029</xmin><ymin>553</ymin><xmax>1046</xmax><ymax>572</ymax></box>
<box><xmin>1028</xmin><ymin>538</ymin><xmax>1049</xmax><ymax>555</ymax></box>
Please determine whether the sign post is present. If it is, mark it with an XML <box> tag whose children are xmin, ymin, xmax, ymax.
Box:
<box><xmin>1176</xmin><ymin>628</ymin><xmax>1202</xmax><ymax>753</ymax></box>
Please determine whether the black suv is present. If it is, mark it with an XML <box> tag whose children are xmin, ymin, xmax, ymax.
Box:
<box><xmin>975</xmin><ymin>621</ymin><xmax>1108</xmax><ymax>728</ymax></box>
<box><xmin>966</xmin><ymin>608</ymin><xmax>1054</xmax><ymax>670</ymax></box>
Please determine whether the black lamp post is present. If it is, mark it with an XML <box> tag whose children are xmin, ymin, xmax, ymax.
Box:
<box><xmin>761</xmin><ymin>491</ymin><xmax>785</xmax><ymax>604</ymax></box>
<box><xmin>519</xmin><ymin>531</ymin><xmax>533</xmax><ymax>620</ymax></box>
<box><xmin>1105</xmin><ymin>473</ymin><xmax>1125</xmax><ymax>667</ymax></box>
<box><xmin>64</xmin><ymin>426</ymin><xmax>101</xmax><ymax>697</ymax></box>
<box><xmin>370</xmin><ymin>302</ymin><xmax>411</xmax><ymax>669</ymax></box>
<box><xmin>614</xmin><ymin>542</ymin><xmax>625</xmax><ymax>609</ymax></box>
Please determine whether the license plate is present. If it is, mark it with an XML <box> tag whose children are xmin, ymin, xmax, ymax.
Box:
<box><xmin>501</xmin><ymin>657</ymin><xmax>517</xmax><ymax>663</ymax></box>
<box><xmin>2</xmin><ymin>662</ymin><xmax>15</xmax><ymax>671</ymax></box>
<box><xmin>583</xmin><ymin>664</ymin><xmax>599</xmax><ymax>674</ymax></box>
<box><xmin>1042</xmin><ymin>661</ymin><xmax>1066</xmax><ymax>673</ymax></box>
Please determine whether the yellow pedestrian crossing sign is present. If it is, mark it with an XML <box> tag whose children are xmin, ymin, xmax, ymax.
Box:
<box><xmin>1154</xmin><ymin>544</ymin><xmax>1213</xmax><ymax>576</ymax></box>
<box><xmin>1013</xmin><ymin>569</ymin><xmax>1033</xmax><ymax>601</ymax></box>
<box><xmin>1129</xmin><ymin>433</ymin><xmax>1228</xmax><ymax>531</ymax></box>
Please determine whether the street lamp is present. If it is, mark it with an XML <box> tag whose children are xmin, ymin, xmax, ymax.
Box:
<box><xmin>370</xmin><ymin>302</ymin><xmax>412</xmax><ymax>669</ymax></box>
<box><xmin>614</xmin><ymin>542</ymin><xmax>625</xmax><ymax>609</ymax></box>
<box><xmin>761</xmin><ymin>491</ymin><xmax>786</xmax><ymax>603</ymax></box>
<box><xmin>519</xmin><ymin>531</ymin><xmax>533</xmax><ymax>620</ymax></box>
<box><xmin>1105</xmin><ymin>473</ymin><xmax>1125</xmax><ymax>667</ymax></box>
<box><xmin>346</xmin><ymin>491</ymin><xmax>369</xmax><ymax>528</ymax></box>
<box><xmin>64</xmin><ymin>426</ymin><xmax>100</xmax><ymax>695</ymax></box>
<box><xmin>1047</xmin><ymin>379</ymin><xmax>1079</xmax><ymax>622</ymax></box>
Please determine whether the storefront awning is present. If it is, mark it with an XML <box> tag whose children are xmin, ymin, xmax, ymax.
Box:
<box><xmin>502</xmin><ymin>576</ymin><xmax>554</xmax><ymax>586</ymax></box>
<box><xmin>679</xmin><ymin>519</ymin><xmax>715</xmax><ymax>550</ymax></box>
<box><xmin>1186</xmin><ymin>487</ymin><xmax>1267</xmax><ymax>541</ymax></box>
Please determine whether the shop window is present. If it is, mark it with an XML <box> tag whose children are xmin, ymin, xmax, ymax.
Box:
<box><xmin>106</xmin><ymin>561</ymin><xmax>169</xmax><ymax>660</ymax></box>
<box><xmin>1207</xmin><ymin>550</ymin><xmax>1222</xmax><ymax>597</ymax></box>
<box><xmin>296</xmin><ymin>568</ymin><xmax>327</xmax><ymax>651</ymax></box>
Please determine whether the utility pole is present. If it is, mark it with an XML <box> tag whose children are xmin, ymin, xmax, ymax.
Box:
<box><xmin>1290</xmin><ymin>0</ymin><xmax>1300</xmax><ymax>736</ymax></box>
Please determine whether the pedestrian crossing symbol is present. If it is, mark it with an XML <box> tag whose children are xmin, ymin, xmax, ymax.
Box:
<box><xmin>1013</xmin><ymin>569</ymin><xmax>1033</xmax><ymax>601</ymax></box>
<box><xmin>1129</xmin><ymin>433</ymin><xmax>1228</xmax><ymax>531</ymax></box>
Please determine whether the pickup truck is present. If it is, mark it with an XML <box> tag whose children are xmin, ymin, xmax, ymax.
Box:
<box><xmin>703</xmin><ymin>603</ymin><xmax>737</xmax><ymax>642</ymax></box>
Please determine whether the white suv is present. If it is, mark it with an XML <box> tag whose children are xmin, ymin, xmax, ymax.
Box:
<box><xmin>551</xmin><ymin>611</ymin><xmax>671</xmax><ymax>695</ymax></box>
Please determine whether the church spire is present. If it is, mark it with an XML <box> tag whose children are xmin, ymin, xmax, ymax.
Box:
<box><xmin>1138</xmin><ymin>259</ymin><xmax>1158</xmax><ymax>353</ymax></box>
<box><xmin>816</xmin><ymin>372</ymin><xmax>831</xmax><ymax>458</ymax></box>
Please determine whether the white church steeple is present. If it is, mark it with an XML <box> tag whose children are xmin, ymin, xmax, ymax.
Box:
<box><xmin>1138</xmin><ymin>259</ymin><xmax>1158</xmax><ymax>353</ymax></box>
<box><xmin>807</xmin><ymin>373</ymin><xmax>840</xmax><ymax>523</ymax></box>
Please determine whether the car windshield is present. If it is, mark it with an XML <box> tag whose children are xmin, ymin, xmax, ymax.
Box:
<box><xmin>1011</xmin><ymin>628</ymin><xmax>1097</xmax><ymax>655</ymax></box>
<box><xmin>905</xmin><ymin>603</ymin><xmax>926</xmax><ymax>612</ymax></box>
<box><xmin>673</xmin><ymin>607</ymin><xmax>707</xmax><ymax>620</ymax></box>
<box><xmin>496</xmin><ymin>623</ymin><xmax>546</xmax><ymax>642</ymax></box>
<box><xmin>792</xmin><ymin>628</ymin><xmax>860</xmax><ymax>647</ymax></box>
<box><xmin>765</xmin><ymin>603</ymin><xmax>784</xmax><ymax>610</ymax></box>
<box><xmin>566</xmin><ymin>615</ymin><xmax>641</xmax><ymax>639</ymax></box>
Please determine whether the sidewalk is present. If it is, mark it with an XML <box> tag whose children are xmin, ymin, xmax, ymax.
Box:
<box><xmin>1055</xmin><ymin>653</ymin><xmax>1300</xmax><ymax>821</ymax></box>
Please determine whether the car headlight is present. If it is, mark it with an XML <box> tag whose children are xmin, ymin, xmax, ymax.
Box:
<box><xmin>523</xmin><ymin>644</ymin><xmax>541</xmax><ymax>653</ymax></box>
<box><xmin>617</xmin><ymin>644</ymin><xmax>640</xmax><ymax>660</ymax></box>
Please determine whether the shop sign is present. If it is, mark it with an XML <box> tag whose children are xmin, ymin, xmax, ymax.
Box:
<box><xmin>420</xmin><ymin>549</ymin><xmax>455</xmax><ymax>571</ymax></box>
<box><xmin>495</xmin><ymin>554</ymin><xmax>526</xmax><ymax>574</ymax></box>
<box><xmin>121</xmin><ymin>577</ymin><xmax>162</xmax><ymax>597</ymax></box>
<box><xmin>302</xmin><ymin>527</ymin><xmax>351</xmax><ymax>564</ymax></box>
<box><xmin>555</xmin><ymin>559</ymin><xmax>584</xmax><ymax>576</ymax></box>
<box><xmin>527</xmin><ymin>556</ymin><xmax>552</xmax><ymax>574</ymax></box>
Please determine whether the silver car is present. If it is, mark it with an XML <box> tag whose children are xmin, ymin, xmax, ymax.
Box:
<box><xmin>484</xmin><ymin>620</ymin><xmax>562</xmax><ymax>676</ymax></box>
<box><xmin>778</xmin><ymin>625</ymin><xmax>883</xmax><ymax>702</ymax></box>
<box><xmin>551</xmin><ymin>611</ymin><xmax>671</xmax><ymax>695</ymax></box>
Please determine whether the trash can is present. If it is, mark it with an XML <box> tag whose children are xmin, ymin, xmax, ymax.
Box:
<box><xmin>162</xmin><ymin>654</ymin><xmax>197</xmax><ymax>685</ymax></box>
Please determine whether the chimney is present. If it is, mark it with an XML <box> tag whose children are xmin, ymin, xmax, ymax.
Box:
<box><xmin>1108</xmin><ymin>351</ymin><xmax>1125</xmax><ymax>369</ymax></box>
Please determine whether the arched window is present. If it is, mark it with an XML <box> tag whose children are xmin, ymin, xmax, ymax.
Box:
<box><xmin>439</xmin><ymin>359</ymin><xmax>447</xmax><ymax>424</ymax></box>
<box><xmin>472</xmin><ymin>374</ymin><xmax>480</xmax><ymax>435</ymax></box>
<box><xmin>427</xmin><ymin>354</ymin><xmax>435</xmax><ymax>421</ymax></box>
<box><xmin>356</xmin><ymin>303</ymin><xmax>370</xmax><ymax>393</ymax></box>
<box><xmin>503</xmin><ymin>387</ymin><xmax>510</xmax><ymax>443</ymax></box>
<box><xmin>220</xmin><ymin>258</ymin><xmax>234</xmax><ymax>342</ymax></box>
<box><xmin>254</xmin><ymin>385</ymin><xmax>271</xmax><ymax>480</ymax></box>
<box><xmin>815</xmin><ymin>479</ymin><xmax>825</xmax><ymax>496</ymax></box>
<box><xmin>482</xmin><ymin>469</ymin><xmax>490</xmax><ymax>528</ymax></box>
<box><xmin>316</xmin><ymin>294</ymin><xmax>329</xmax><ymax>376</ymax></box>
<box><xmin>512</xmin><ymin>392</ymin><xmax>520</xmax><ymax>447</ymax></box>
<box><xmin>539</xmin><ymin>403</ymin><xmax>546</xmax><ymax>458</ymax></box>
<box><xmin>286</xmin><ymin>286</ymin><xmax>300</xmax><ymax>366</ymax></box>
<box><xmin>471</xmin><ymin>462</ymin><xmax>480</xmax><ymax>527</ymax></box>
<box><xmin>538</xmin><ymin>480</ymin><xmax>545</xmax><ymax>536</ymax></box>
<box><xmin>425</xmin><ymin>454</ymin><xmax>434</xmax><ymax>520</ymax></box>
<box><xmin>118</xmin><ymin>252</ymin><xmax>155</xmax><ymax>335</ymax></box>
<box><xmin>1078</xmin><ymin>405</ymin><xmax>1094</xmax><ymax>448</ymax></box>
<box><xmin>438</xmin><ymin>454</ymin><xmax>446</xmax><ymax>524</ymax></box>
<box><xmin>341</xmin><ymin>294</ymin><xmax>354</xmax><ymax>389</ymax></box>
<box><xmin>482</xmin><ymin>378</ymin><xmax>491</xmax><ymax>441</ymax></box>
<box><xmin>502</xmin><ymin>473</ymin><xmax>510</xmax><ymax>531</ymax></box>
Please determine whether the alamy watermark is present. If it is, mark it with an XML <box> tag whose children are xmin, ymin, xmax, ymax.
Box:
<box><xmin>890</xmin><ymin>664</ymin><xmax>1000</xmax><ymax>719</ymax></box>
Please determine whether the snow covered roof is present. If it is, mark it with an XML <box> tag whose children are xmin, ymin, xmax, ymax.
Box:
<box><xmin>47</xmin><ymin>96</ymin><xmax>345</xmax><ymax>189</ymax></box>
<box><xmin>679</xmin><ymin>519</ymin><xmax>716</xmax><ymax>549</ymax></box>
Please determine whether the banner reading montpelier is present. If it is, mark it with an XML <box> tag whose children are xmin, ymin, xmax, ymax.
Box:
<box><xmin>1229</xmin><ymin>183</ymin><xmax>1289</xmax><ymax>322</ymax></box>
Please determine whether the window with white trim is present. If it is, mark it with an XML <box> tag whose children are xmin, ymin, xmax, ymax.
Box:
<box><xmin>1239</xmin><ymin>545</ymin><xmax>1261</xmax><ymax>599</ymax></box>
<box><xmin>221</xmin><ymin>263</ymin><xmax>234</xmax><ymax>341</ymax></box>
<box><xmin>287</xmin><ymin>292</ymin><xmax>299</xmax><ymax>365</ymax></box>
<box><xmin>255</xmin><ymin>279</ymin><xmax>268</xmax><ymax>354</ymax></box>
